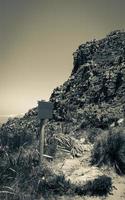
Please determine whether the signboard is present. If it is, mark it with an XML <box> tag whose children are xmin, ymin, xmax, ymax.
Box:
<box><xmin>38</xmin><ymin>101</ymin><xmax>53</xmax><ymax>119</ymax></box>
<box><xmin>38</xmin><ymin>100</ymin><xmax>54</xmax><ymax>165</ymax></box>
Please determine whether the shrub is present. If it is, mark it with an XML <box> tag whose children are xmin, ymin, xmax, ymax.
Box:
<box><xmin>37</xmin><ymin>174</ymin><xmax>71</xmax><ymax>197</ymax></box>
<box><xmin>91</xmin><ymin>127</ymin><xmax>125</xmax><ymax>174</ymax></box>
<box><xmin>75</xmin><ymin>175</ymin><xmax>112</xmax><ymax>196</ymax></box>
<box><xmin>37</xmin><ymin>174</ymin><xmax>112</xmax><ymax>197</ymax></box>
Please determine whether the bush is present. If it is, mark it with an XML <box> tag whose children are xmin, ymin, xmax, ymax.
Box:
<box><xmin>91</xmin><ymin>127</ymin><xmax>125</xmax><ymax>174</ymax></box>
<box><xmin>38</xmin><ymin>174</ymin><xmax>71</xmax><ymax>197</ymax></box>
<box><xmin>38</xmin><ymin>174</ymin><xmax>112</xmax><ymax>197</ymax></box>
<box><xmin>75</xmin><ymin>175</ymin><xmax>112</xmax><ymax>196</ymax></box>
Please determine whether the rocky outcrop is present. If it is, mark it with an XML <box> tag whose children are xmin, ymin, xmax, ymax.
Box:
<box><xmin>50</xmin><ymin>30</ymin><xmax>125</xmax><ymax>129</ymax></box>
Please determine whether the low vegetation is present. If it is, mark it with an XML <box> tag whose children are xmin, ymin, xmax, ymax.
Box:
<box><xmin>0</xmin><ymin>144</ymin><xmax>112</xmax><ymax>199</ymax></box>
<box><xmin>39</xmin><ymin>174</ymin><xmax>112</xmax><ymax>198</ymax></box>
<box><xmin>91</xmin><ymin>127</ymin><xmax>125</xmax><ymax>174</ymax></box>
<box><xmin>75</xmin><ymin>175</ymin><xmax>112</xmax><ymax>196</ymax></box>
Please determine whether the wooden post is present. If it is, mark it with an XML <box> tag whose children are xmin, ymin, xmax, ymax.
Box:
<box><xmin>39</xmin><ymin>119</ymin><xmax>47</xmax><ymax>166</ymax></box>
<box><xmin>39</xmin><ymin>119</ymin><xmax>43</xmax><ymax>166</ymax></box>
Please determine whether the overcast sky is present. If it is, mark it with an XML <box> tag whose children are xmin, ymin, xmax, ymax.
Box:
<box><xmin>0</xmin><ymin>0</ymin><xmax>125</xmax><ymax>115</ymax></box>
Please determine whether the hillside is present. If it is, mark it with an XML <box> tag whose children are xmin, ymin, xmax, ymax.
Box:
<box><xmin>1</xmin><ymin>30</ymin><xmax>125</xmax><ymax>148</ymax></box>
<box><xmin>0</xmin><ymin>30</ymin><xmax>125</xmax><ymax>200</ymax></box>
<box><xmin>50</xmin><ymin>30</ymin><xmax>125</xmax><ymax>130</ymax></box>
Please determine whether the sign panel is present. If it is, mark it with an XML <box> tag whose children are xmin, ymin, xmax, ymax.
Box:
<box><xmin>38</xmin><ymin>101</ymin><xmax>53</xmax><ymax>119</ymax></box>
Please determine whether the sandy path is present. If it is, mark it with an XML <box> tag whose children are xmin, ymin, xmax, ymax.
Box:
<box><xmin>49</xmin><ymin>141</ymin><xmax>125</xmax><ymax>200</ymax></box>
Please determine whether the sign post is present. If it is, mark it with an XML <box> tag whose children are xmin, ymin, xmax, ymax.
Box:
<box><xmin>38</xmin><ymin>101</ymin><xmax>53</xmax><ymax>166</ymax></box>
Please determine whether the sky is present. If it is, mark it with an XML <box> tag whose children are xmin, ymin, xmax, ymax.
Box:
<box><xmin>0</xmin><ymin>0</ymin><xmax>125</xmax><ymax>116</ymax></box>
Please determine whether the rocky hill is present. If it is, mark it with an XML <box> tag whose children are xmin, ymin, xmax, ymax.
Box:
<box><xmin>1</xmin><ymin>30</ymin><xmax>125</xmax><ymax>150</ymax></box>
<box><xmin>50</xmin><ymin>30</ymin><xmax>125</xmax><ymax>130</ymax></box>
<box><xmin>0</xmin><ymin>30</ymin><xmax>125</xmax><ymax>200</ymax></box>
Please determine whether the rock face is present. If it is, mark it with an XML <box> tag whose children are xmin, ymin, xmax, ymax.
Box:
<box><xmin>50</xmin><ymin>30</ymin><xmax>125</xmax><ymax>129</ymax></box>
<box><xmin>1</xmin><ymin>30</ymin><xmax>125</xmax><ymax>149</ymax></box>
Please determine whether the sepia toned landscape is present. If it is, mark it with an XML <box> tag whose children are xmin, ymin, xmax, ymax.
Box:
<box><xmin>0</xmin><ymin>1</ymin><xmax>125</xmax><ymax>200</ymax></box>
<box><xmin>0</xmin><ymin>30</ymin><xmax>125</xmax><ymax>199</ymax></box>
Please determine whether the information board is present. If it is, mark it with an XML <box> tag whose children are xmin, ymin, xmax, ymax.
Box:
<box><xmin>38</xmin><ymin>101</ymin><xmax>53</xmax><ymax>119</ymax></box>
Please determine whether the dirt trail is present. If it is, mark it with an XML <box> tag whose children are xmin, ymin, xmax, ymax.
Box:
<box><xmin>50</xmin><ymin>140</ymin><xmax>125</xmax><ymax>200</ymax></box>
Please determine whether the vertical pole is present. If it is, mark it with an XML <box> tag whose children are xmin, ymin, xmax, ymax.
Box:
<box><xmin>39</xmin><ymin>119</ymin><xmax>45</xmax><ymax>166</ymax></box>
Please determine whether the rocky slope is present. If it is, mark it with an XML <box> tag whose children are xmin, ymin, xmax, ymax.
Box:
<box><xmin>1</xmin><ymin>30</ymin><xmax>125</xmax><ymax>149</ymax></box>
<box><xmin>50</xmin><ymin>30</ymin><xmax>125</xmax><ymax>130</ymax></box>
<box><xmin>0</xmin><ymin>30</ymin><xmax>125</xmax><ymax>199</ymax></box>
